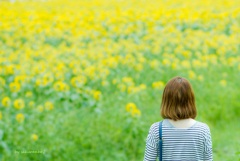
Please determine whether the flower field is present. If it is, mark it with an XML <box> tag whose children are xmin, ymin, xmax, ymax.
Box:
<box><xmin>0</xmin><ymin>0</ymin><xmax>240</xmax><ymax>160</ymax></box>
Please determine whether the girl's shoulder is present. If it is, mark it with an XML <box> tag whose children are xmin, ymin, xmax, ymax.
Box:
<box><xmin>150</xmin><ymin>119</ymin><xmax>211</xmax><ymax>131</ymax></box>
<box><xmin>148</xmin><ymin>122</ymin><xmax>160</xmax><ymax>133</ymax></box>
<box><xmin>193</xmin><ymin>120</ymin><xmax>211</xmax><ymax>130</ymax></box>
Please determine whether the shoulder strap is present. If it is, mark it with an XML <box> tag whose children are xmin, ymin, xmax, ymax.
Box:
<box><xmin>159</xmin><ymin>121</ymin><xmax>163</xmax><ymax>161</ymax></box>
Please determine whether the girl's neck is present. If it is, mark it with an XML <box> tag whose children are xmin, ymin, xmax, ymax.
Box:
<box><xmin>168</xmin><ymin>118</ymin><xmax>196</xmax><ymax>128</ymax></box>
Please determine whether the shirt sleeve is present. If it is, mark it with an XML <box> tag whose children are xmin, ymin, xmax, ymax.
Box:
<box><xmin>143</xmin><ymin>123</ymin><xmax>159</xmax><ymax>161</ymax></box>
<box><xmin>203</xmin><ymin>125</ymin><xmax>213</xmax><ymax>161</ymax></box>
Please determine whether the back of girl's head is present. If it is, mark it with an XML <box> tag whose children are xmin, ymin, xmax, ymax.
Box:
<box><xmin>160</xmin><ymin>76</ymin><xmax>197</xmax><ymax>121</ymax></box>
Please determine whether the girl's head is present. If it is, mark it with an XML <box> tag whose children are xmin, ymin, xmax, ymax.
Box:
<box><xmin>160</xmin><ymin>76</ymin><xmax>197</xmax><ymax>121</ymax></box>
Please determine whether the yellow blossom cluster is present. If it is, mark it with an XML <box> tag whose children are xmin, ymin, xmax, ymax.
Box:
<box><xmin>16</xmin><ymin>113</ymin><xmax>25</xmax><ymax>123</ymax></box>
<box><xmin>31</xmin><ymin>134</ymin><xmax>39</xmax><ymax>141</ymax></box>
<box><xmin>13</xmin><ymin>99</ymin><xmax>25</xmax><ymax>110</ymax></box>
<box><xmin>2</xmin><ymin>97</ymin><xmax>11</xmax><ymax>107</ymax></box>
<box><xmin>125</xmin><ymin>103</ymin><xmax>141</xmax><ymax>117</ymax></box>
<box><xmin>0</xmin><ymin>0</ymin><xmax>239</xmax><ymax>91</ymax></box>
<box><xmin>152</xmin><ymin>81</ymin><xmax>165</xmax><ymax>90</ymax></box>
<box><xmin>0</xmin><ymin>0</ymin><xmax>239</xmax><ymax>132</ymax></box>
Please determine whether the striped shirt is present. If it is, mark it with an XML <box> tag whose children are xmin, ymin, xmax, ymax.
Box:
<box><xmin>144</xmin><ymin>119</ymin><xmax>213</xmax><ymax>161</ymax></box>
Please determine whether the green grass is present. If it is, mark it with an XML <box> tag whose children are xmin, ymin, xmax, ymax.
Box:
<box><xmin>1</xmin><ymin>66</ymin><xmax>239</xmax><ymax>161</ymax></box>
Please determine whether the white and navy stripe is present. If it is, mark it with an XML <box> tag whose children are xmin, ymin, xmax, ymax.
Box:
<box><xmin>144</xmin><ymin>119</ymin><xmax>213</xmax><ymax>161</ymax></box>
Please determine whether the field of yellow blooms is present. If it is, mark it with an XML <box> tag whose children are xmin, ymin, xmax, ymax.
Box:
<box><xmin>0</xmin><ymin>0</ymin><xmax>240</xmax><ymax>160</ymax></box>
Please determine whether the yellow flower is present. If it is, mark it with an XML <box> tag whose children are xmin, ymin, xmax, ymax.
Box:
<box><xmin>192</xmin><ymin>59</ymin><xmax>202</xmax><ymax>68</ymax></box>
<box><xmin>28</xmin><ymin>101</ymin><xmax>35</xmax><ymax>108</ymax></box>
<box><xmin>14</xmin><ymin>75</ymin><xmax>26</xmax><ymax>84</ymax></box>
<box><xmin>171</xmin><ymin>62</ymin><xmax>177</xmax><ymax>70</ymax></box>
<box><xmin>152</xmin><ymin>81</ymin><xmax>165</xmax><ymax>90</ymax></box>
<box><xmin>44</xmin><ymin>101</ymin><xmax>54</xmax><ymax>110</ymax></box>
<box><xmin>139</xmin><ymin>84</ymin><xmax>147</xmax><ymax>90</ymax></box>
<box><xmin>43</xmin><ymin>73</ymin><xmax>54</xmax><ymax>85</ymax></box>
<box><xmin>197</xmin><ymin>75</ymin><xmax>204</xmax><ymax>81</ymax></box>
<box><xmin>9</xmin><ymin>82</ymin><xmax>21</xmax><ymax>93</ymax></box>
<box><xmin>162</xmin><ymin>59</ymin><xmax>171</xmax><ymax>66</ymax></box>
<box><xmin>117</xmin><ymin>84</ymin><xmax>126</xmax><ymax>92</ymax></box>
<box><xmin>31</xmin><ymin>134</ymin><xmax>38</xmax><ymax>141</ymax></box>
<box><xmin>37</xmin><ymin>105</ymin><xmax>44</xmax><ymax>112</ymax></box>
<box><xmin>101</xmin><ymin>81</ymin><xmax>109</xmax><ymax>86</ymax></box>
<box><xmin>42</xmin><ymin>78</ymin><xmax>49</xmax><ymax>86</ymax></box>
<box><xmin>131</xmin><ymin>108</ymin><xmax>141</xmax><ymax>117</ymax></box>
<box><xmin>188</xmin><ymin>70</ymin><xmax>196</xmax><ymax>79</ymax></box>
<box><xmin>70</xmin><ymin>76</ymin><xmax>87</xmax><ymax>88</ymax></box>
<box><xmin>35</xmin><ymin>79</ymin><xmax>42</xmax><ymax>86</ymax></box>
<box><xmin>134</xmin><ymin>64</ymin><xmax>143</xmax><ymax>71</ymax></box>
<box><xmin>53</xmin><ymin>81</ymin><xmax>69</xmax><ymax>92</ymax></box>
<box><xmin>5</xmin><ymin>65</ymin><xmax>15</xmax><ymax>75</ymax></box>
<box><xmin>2</xmin><ymin>97</ymin><xmax>11</xmax><ymax>107</ymax></box>
<box><xmin>150</xmin><ymin>60</ymin><xmax>159</xmax><ymax>69</ymax></box>
<box><xmin>122</xmin><ymin>77</ymin><xmax>134</xmax><ymax>86</ymax></box>
<box><xmin>13</xmin><ymin>99</ymin><xmax>25</xmax><ymax>110</ymax></box>
<box><xmin>0</xmin><ymin>77</ymin><xmax>6</xmax><ymax>87</ymax></box>
<box><xmin>181</xmin><ymin>50</ymin><xmax>191</xmax><ymax>58</ymax></box>
<box><xmin>181</xmin><ymin>60</ymin><xmax>191</xmax><ymax>69</ymax></box>
<box><xmin>125</xmin><ymin>103</ymin><xmax>141</xmax><ymax>117</ymax></box>
<box><xmin>112</xmin><ymin>79</ymin><xmax>117</xmax><ymax>85</ymax></box>
<box><xmin>93</xmin><ymin>90</ymin><xmax>101</xmax><ymax>101</ymax></box>
<box><xmin>125</xmin><ymin>103</ymin><xmax>137</xmax><ymax>112</ymax></box>
<box><xmin>25</xmin><ymin>91</ymin><xmax>33</xmax><ymax>97</ymax></box>
<box><xmin>84</xmin><ymin>66</ymin><xmax>96</xmax><ymax>79</ymax></box>
<box><xmin>16</xmin><ymin>113</ymin><xmax>24</xmax><ymax>123</ymax></box>
<box><xmin>220</xmin><ymin>80</ymin><xmax>227</xmax><ymax>87</ymax></box>
<box><xmin>127</xmin><ymin>86</ymin><xmax>136</xmax><ymax>94</ymax></box>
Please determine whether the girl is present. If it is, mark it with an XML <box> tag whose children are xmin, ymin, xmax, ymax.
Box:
<box><xmin>144</xmin><ymin>76</ymin><xmax>213</xmax><ymax>161</ymax></box>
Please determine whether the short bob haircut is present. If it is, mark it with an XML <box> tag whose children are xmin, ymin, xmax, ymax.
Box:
<box><xmin>160</xmin><ymin>76</ymin><xmax>197</xmax><ymax>121</ymax></box>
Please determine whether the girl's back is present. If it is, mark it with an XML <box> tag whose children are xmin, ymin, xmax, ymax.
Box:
<box><xmin>144</xmin><ymin>119</ymin><xmax>212</xmax><ymax>160</ymax></box>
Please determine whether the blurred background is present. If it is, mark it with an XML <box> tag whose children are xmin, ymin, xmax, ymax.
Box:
<box><xmin>0</xmin><ymin>0</ymin><xmax>240</xmax><ymax>160</ymax></box>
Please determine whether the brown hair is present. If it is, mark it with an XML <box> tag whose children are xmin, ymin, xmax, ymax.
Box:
<box><xmin>160</xmin><ymin>76</ymin><xmax>197</xmax><ymax>120</ymax></box>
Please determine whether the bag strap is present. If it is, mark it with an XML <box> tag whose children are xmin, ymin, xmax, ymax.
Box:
<box><xmin>159</xmin><ymin>121</ymin><xmax>163</xmax><ymax>161</ymax></box>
